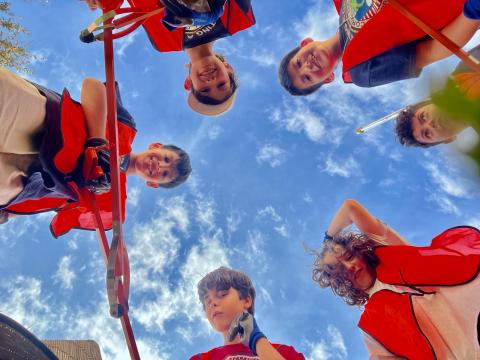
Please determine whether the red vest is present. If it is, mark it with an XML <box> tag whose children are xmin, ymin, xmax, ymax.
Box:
<box><xmin>333</xmin><ymin>0</ymin><xmax>464</xmax><ymax>81</ymax></box>
<box><xmin>127</xmin><ymin>0</ymin><xmax>255</xmax><ymax>52</ymax></box>
<box><xmin>5</xmin><ymin>90</ymin><xmax>136</xmax><ymax>238</ymax></box>
<box><xmin>358</xmin><ymin>226</ymin><xmax>480</xmax><ymax>359</ymax></box>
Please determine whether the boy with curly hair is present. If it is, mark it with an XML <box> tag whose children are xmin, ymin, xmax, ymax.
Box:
<box><xmin>191</xmin><ymin>266</ymin><xmax>305</xmax><ymax>359</ymax></box>
<box><xmin>315</xmin><ymin>199</ymin><xmax>480</xmax><ymax>359</ymax></box>
<box><xmin>395</xmin><ymin>45</ymin><xmax>480</xmax><ymax>148</ymax></box>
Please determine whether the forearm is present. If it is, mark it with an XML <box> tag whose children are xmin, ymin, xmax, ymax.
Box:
<box><xmin>416</xmin><ymin>15</ymin><xmax>480</xmax><ymax>70</ymax></box>
<box><xmin>255</xmin><ymin>338</ymin><xmax>286</xmax><ymax>360</ymax></box>
<box><xmin>326</xmin><ymin>200</ymin><xmax>355</xmax><ymax>236</ymax></box>
<box><xmin>81</xmin><ymin>78</ymin><xmax>107</xmax><ymax>140</ymax></box>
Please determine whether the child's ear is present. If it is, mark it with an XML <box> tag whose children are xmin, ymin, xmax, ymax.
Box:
<box><xmin>148</xmin><ymin>143</ymin><xmax>163</xmax><ymax>150</ymax></box>
<box><xmin>243</xmin><ymin>295</ymin><xmax>253</xmax><ymax>310</ymax></box>
<box><xmin>443</xmin><ymin>136</ymin><xmax>457</xmax><ymax>144</ymax></box>
<box><xmin>184</xmin><ymin>77</ymin><xmax>192</xmax><ymax>91</ymax></box>
<box><xmin>324</xmin><ymin>72</ymin><xmax>335</xmax><ymax>83</ymax></box>
<box><xmin>146</xmin><ymin>181</ymin><xmax>159</xmax><ymax>188</ymax></box>
<box><xmin>300</xmin><ymin>37</ymin><xmax>314</xmax><ymax>47</ymax></box>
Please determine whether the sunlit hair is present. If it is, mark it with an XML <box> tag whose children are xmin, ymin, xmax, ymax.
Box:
<box><xmin>197</xmin><ymin>266</ymin><xmax>256</xmax><ymax>315</ymax></box>
<box><xmin>157</xmin><ymin>145</ymin><xmax>192</xmax><ymax>189</ymax></box>
<box><xmin>191</xmin><ymin>54</ymin><xmax>238</xmax><ymax>105</ymax></box>
<box><xmin>312</xmin><ymin>232</ymin><xmax>382</xmax><ymax>306</ymax></box>
<box><xmin>394</xmin><ymin>100</ymin><xmax>442</xmax><ymax>148</ymax></box>
<box><xmin>278</xmin><ymin>46</ymin><xmax>323</xmax><ymax>96</ymax></box>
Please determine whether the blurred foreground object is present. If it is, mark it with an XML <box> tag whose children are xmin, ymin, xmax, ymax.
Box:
<box><xmin>44</xmin><ymin>340</ymin><xmax>102</xmax><ymax>360</ymax></box>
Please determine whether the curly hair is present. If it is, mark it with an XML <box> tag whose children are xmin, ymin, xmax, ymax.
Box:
<box><xmin>278</xmin><ymin>46</ymin><xmax>323</xmax><ymax>96</ymax></box>
<box><xmin>312</xmin><ymin>232</ymin><xmax>382</xmax><ymax>306</ymax></box>
<box><xmin>197</xmin><ymin>266</ymin><xmax>256</xmax><ymax>315</ymax></box>
<box><xmin>394</xmin><ymin>100</ymin><xmax>442</xmax><ymax>148</ymax></box>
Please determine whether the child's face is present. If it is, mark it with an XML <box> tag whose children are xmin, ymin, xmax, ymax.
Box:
<box><xmin>287</xmin><ymin>38</ymin><xmax>337</xmax><ymax>90</ymax></box>
<box><xmin>203</xmin><ymin>287</ymin><xmax>252</xmax><ymax>334</ymax></box>
<box><xmin>322</xmin><ymin>244</ymin><xmax>376</xmax><ymax>291</ymax></box>
<box><xmin>411</xmin><ymin>104</ymin><xmax>460</xmax><ymax>144</ymax></box>
<box><xmin>188</xmin><ymin>55</ymin><xmax>234</xmax><ymax>102</ymax></box>
<box><xmin>134</xmin><ymin>146</ymin><xmax>180</xmax><ymax>186</ymax></box>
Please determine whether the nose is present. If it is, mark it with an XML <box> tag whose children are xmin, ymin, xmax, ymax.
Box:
<box><xmin>343</xmin><ymin>260</ymin><xmax>357</xmax><ymax>274</ymax></box>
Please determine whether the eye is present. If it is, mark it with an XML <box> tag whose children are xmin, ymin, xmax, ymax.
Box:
<box><xmin>217</xmin><ymin>81</ymin><xmax>227</xmax><ymax>89</ymax></box>
<box><xmin>296</xmin><ymin>58</ymin><xmax>301</xmax><ymax>69</ymax></box>
<box><xmin>164</xmin><ymin>157</ymin><xmax>170</xmax><ymax>164</ymax></box>
<box><xmin>199</xmin><ymin>87</ymin><xmax>210</xmax><ymax>94</ymax></box>
<box><xmin>162</xmin><ymin>170</ymin><xmax>169</xmax><ymax>178</ymax></box>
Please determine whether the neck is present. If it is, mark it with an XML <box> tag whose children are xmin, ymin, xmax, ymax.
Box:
<box><xmin>328</xmin><ymin>32</ymin><xmax>343</xmax><ymax>64</ymax></box>
<box><xmin>185</xmin><ymin>42</ymin><xmax>215</xmax><ymax>62</ymax></box>
<box><xmin>126</xmin><ymin>153</ymin><xmax>137</xmax><ymax>176</ymax></box>
<box><xmin>223</xmin><ymin>333</ymin><xmax>241</xmax><ymax>346</ymax></box>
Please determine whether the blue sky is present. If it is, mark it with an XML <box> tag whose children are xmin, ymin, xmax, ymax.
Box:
<box><xmin>2</xmin><ymin>0</ymin><xmax>480</xmax><ymax>359</ymax></box>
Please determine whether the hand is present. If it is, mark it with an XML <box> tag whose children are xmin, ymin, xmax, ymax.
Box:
<box><xmin>464</xmin><ymin>0</ymin><xmax>480</xmax><ymax>19</ymax></box>
<box><xmin>83</xmin><ymin>138</ymin><xmax>111</xmax><ymax>195</ymax></box>
<box><xmin>0</xmin><ymin>210</ymin><xmax>9</xmax><ymax>225</ymax></box>
<box><xmin>228</xmin><ymin>311</ymin><xmax>266</xmax><ymax>355</ymax></box>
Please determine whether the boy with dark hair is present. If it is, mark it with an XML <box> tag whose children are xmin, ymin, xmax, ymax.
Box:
<box><xmin>86</xmin><ymin>0</ymin><xmax>255</xmax><ymax>116</ymax></box>
<box><xmin>0</xmin><ymin>68</ymin><xmax>192</xmax><ymax>236</ymax></box>
<box><xmin>191</xmin><ymin>266</ymin><xmax>305</xmax><ymax>359</ymax></box>
<box><xmin>279</xmin><ymin>0</ymin><xmax>480</xmax><ymax>96</ymax></box>
<box><xmin>314</xmin><ymin>199</ymin><xmax>480</xmax><ymax>359</ymax></box>
<box><xmin>395</xmin><ymin>45</ymin><xmax>480</xmax><ymax>148</ymax></box>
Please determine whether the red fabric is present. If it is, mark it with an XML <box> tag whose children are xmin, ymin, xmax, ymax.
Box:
<box><xmin>127</xmin><ymin>0</ymin><xmax>255</xmax><ymax>52</ymax></box>
<box><xmin>6</xmin><ymin>197</ymin><xmax>69</xmax><ymax>215</ymax></box>
<box><xmin>358</xmin><ymin>226</ymin><xmax>480</xmax><ymax>359</ymax></box>
<box><xmin>190</xmin><ymin>342</ymin><xmax>305</xmax><ymax>360</ymax></box>
<box><xmin>359</xmin><ymin>291</ymin><xmax>435</xmax><ymax>359</ymax></box>
<box><xmin>340</xmin><ymin>0</ymin><xmax>464</xmax><ymax>73</ymax></box>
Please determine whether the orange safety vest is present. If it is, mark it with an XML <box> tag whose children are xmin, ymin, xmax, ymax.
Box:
<box><xmin>358</xmin><ymin>226</ymin><xmax>480</xmax><ymax>359</ymax></box>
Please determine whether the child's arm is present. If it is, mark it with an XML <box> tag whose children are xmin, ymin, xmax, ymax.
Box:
<box><xmin>81</xmin><ymin>77</ymin><xmax>107</xmax><ymax>141</ymax></box>
<box><xmin>326</xmin><ymin>199</ymin><xmax>409</xmax><ymax>245</ymax></box>
<box><xmin>255</xmin><ymin>339</ymin><xmax>286</xmax><ymax>360</ymax></box>
<box><xmin>415</xmin><ymin>12</ymin><xmax>480</xmax><ymax>70</ymax></box>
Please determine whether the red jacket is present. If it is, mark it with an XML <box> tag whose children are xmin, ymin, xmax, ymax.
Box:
<box><xmin>333</xmin><ymin>0</ymin><xmax>464</xmax><ymax>82</ymax></box>
<box><xmin>127</xmin><ymin>0</ymin><xmax>255</xmax><ymax>51</ymax></box>
<box><xmin>358</xmin><ymin>226</ymin><xmax>480</xmax><ymax>359</ymax></box>
<box><xmin>3</xmin><ymin>84</ymin><xmax>136</xmax><ymax>238</ymax></box>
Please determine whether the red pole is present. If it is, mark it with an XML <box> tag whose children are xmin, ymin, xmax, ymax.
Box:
<box><xmin>102</xmin><ymin>17</ymin><xmax>141</xmax><ymax>360</ymax></box>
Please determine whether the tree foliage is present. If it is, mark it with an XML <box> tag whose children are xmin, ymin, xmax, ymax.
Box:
<box><xmin>432</xmin><ymin>78</ymin><xmax>480</xmax><ymax>175</ymax></box>
<box><xmin>0</xmin><ymin>1</ymin><xmax>32</xmax><ymax>72</ymax></box>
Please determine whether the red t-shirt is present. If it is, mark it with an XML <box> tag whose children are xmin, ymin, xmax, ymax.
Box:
<box><xmin>189</xmin><ymin>343</ymin><xmax>305</xmax><ymax>360</ymax></box>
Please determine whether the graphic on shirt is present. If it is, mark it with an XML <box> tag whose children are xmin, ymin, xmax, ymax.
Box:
<box><xmin>184</xmin><ymin>23</ymin><xmax>217</xmax><ymax>40</ymax></box>
<box><xmin>224</xmin><ymin>356</ymin><xmax>258</xmax><ymax>359</ymax></box>
<box><xmin>339</xmin><ymin>0</ymin><xmax>386</xmax><ymax>49</ymax></box>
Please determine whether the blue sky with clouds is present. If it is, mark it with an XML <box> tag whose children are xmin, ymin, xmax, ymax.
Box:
<box><xmin>2</xmin><ymin>0</ymin><xmax>480</xmax><ymax>359</ymax></box>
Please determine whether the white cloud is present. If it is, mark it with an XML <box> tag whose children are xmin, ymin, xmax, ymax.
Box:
<box><xmin>127</xmin><ymin>186</ymin><xmax>140</xmax><ymax>207</ymax></box>
<box><xmin>256</xmin><ymin>144</ymin><xmax>287</xmax><ymax>168</ymax></box>
<box><xmin>427</xmin><ymin>193</ymin><xmax>460</xmax><ymax>215</ymax></box>
<box><xmin>423</xmin><ymin>161</ymin><xmax>472</xmax><ymax>199</ymax></box>
<box><xmin>258</xmin><ymin>206</ymin><xmax>282</xmax><ymax>222</ymax></box>
<box><xmin>293</xmin><ymin>2</ymin><xmax>338</xmax><ymax>41</ymax></box>
<box><xmin>323</xmin><ymin>154</ymin><xmax>360</xmax><ymax>178</ymax></box>
<box><xmin>115</xmin><ymin>32</ymin><xmax>139</xmax><ymax>58</ymax></box>
<box><xmin>270</xmin><ymin>99</ymin><xmax>326</xmax><ymax>143</ymax></box>
<box><xmin>53</xmin><ymin>256</ymin><xmax>76</xmax><ymax>290</ymax></box>
<box><xmin>250</xmin><ymin>50</ymin><xmax>277</xmax><ymax>67</ymax></box>
<box><xmin>307</xmin><ymin>325</ymin><xmax>347</xmax><ymax>360</ymax></box>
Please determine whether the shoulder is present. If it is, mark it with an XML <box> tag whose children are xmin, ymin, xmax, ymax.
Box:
<box><xmin>188</xmin><ymin>354</ymin><xmax>202</xmax><ymax>360</ymax></box>
<box><xmin>272</xmin><ymin>343</ymin><xmax>306</xmax><ymax>359</ymax></box>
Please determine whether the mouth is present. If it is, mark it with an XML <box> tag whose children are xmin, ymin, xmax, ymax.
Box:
<box><xmin>212</xmin><ymin>311</ymin><xmax>223</xmax><ymax>319</ymax></box>
<box><xmin>199</xmin><ymin>66</ymin><xmax>217</xmax><ymax>77</ymax></box>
